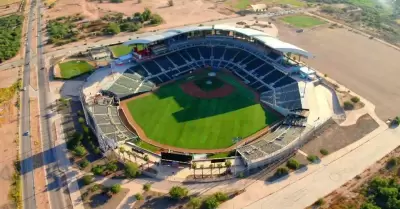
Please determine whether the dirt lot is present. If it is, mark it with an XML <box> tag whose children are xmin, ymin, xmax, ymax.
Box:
<box><xmin>300</xmin><ymin>114</ymin><xmax>378</xmax><ymax>158</ymax></box>
<box><xmin>30</xmin><ymin>98</ymin><xmax>50</xmax><ymax>209</ymax></box>
<box><xmin>0</xmin><ymin>1</ymin><xmax>21</xmax><ymax>16</ymax></box>
<box><xmin>0</xmin><ymin>96</ymin><xmax>18</xmax><ymax>209</ymax></box>
<box><xmin>0</xmin><ymin>67</ymin><xmax>19</xmax><ymax>88</ymax></box>
<box><xmin>45</xmin><ymin>0</ymin><xmax>235</xmax><ymax>27</ymax></box>
<box><xmin>271</xmin><ymin>20</ymin><xmax>400</xmax><ymax>120</ymax></box>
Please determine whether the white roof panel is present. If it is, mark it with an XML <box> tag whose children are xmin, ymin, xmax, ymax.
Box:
<box><xmin>254</xmin><ymin>36</ymin><xmax>312</xmax><ymax>58</ymax></box>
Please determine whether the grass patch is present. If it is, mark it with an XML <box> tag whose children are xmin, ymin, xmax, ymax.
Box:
<box><xmin>58</xmin><ymin>60</ymin><xmax>94</xmax><ymax>79</ymax></box>
<box><xmin>264</xmin><ymin>0</ymin><xmax>305</xmax><ymax>7</ymax></box>
<box><xmin>126</xmin><ymin>72</ymin><xmax>280</xmax><ymax>150</ymax></box>
<box><xmin>109</xmin><ymin>44</ymin><xmax>133</xmax><ymax>58</ymax></box>
<box><xmin>281</xmin><ymin>15</ymin><xmax>326</xmax><ymax>28</ymax></box>
<box><xmin>228</xmin><ymin>0</ymin><xmax>305</xmax><ymax>9</ymax></box>
<box><xmin>134</xmin><ymin>140</ymin><xmax>160</xmax><ymax>152</ymax></box>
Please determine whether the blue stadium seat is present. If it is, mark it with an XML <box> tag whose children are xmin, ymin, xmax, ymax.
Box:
<box><xmin>186</xmin><ymin>48</ymin><xmax>201</xmax><ymax>60</ymax></box>
<box><xmin>223</xmin><ymin>48</ymin><xmax>239</xmax><ymax>60</ymax></box>
<box><xmin>168</xmin><ymin>52</ymin><xmax>186</xmax><ymax>66</ymax></box>
<box><xmin>233</xmin><ymin>50</ymin><xmax>249</xmax><ymax>63</ymax></box>
<box><xmin>154</xmin><ymin>56</ymin><xmax>174</xmax><ymax>70</ymax></box>
<box><xmin>141</xmin><ymin>61</ymin><xmax>162</xmax><ymax>75</ymax></box>
<box><xmin>262</xmin><ymin>70</ymin><xmax>285</xmax><ymax>84</ymax></box>
<box><xmin>268</xmin><ymin>51</ymin><xmax>281</xmax><ymax>60</ymax></box>
<box><xmin>159</xmin><ymin>74</ymin><xmax>171</xmax><ymax>83</ymax></box>
<box><xmin>274</xmin><ymin>76</ymin><xmax>296</xmax><ymax>88</ymax></box>
<box><xmin>148</xmin><ymin>77</ymin><xmax>163</xmax><ymax>85</ymax></box>
<box><xmin>245</xmin><ymin>58</ymin><xmax>264</xmax><ymax>71</ymax></box>
<box><xmin>213</xmin><ymin>46</ymin><xmax>225</xmax><ymax>60</ymax></box>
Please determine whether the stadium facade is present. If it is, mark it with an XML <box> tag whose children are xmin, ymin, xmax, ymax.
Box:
<box><xmin>80</xmin><ymin>24</ymin><xmax>329</xmax><ymax>169</ymax></box>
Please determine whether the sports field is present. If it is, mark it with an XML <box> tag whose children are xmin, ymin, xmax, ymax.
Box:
<box><xmin>281</xmin><ymin>15</ymin><xmax>326</xmax><ymax>28</ymax></box>
<box><xmin>109</xmin><ymin>44</ymin><xmax>133</xmax><ymax>57</ymax></box>
<box><xmin>124</xmin><ymin>72</ymin><xmax>280</xmax><ymax>150</ymax></box>
<box><xmin>58</xmin><ymin>60</ymin><xmax>94</xmax><ymax>79</ymax></box>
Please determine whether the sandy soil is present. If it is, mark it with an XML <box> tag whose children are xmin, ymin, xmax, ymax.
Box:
<box><xmin>0</xmin><ymin>96</ymin><xmax>18</xmax><ymax>208</ymax></box>
<box><xmin>45</xmin><ymin>0</ymin><xmax>234</xmax><ymax>26</ymax></box>
<box><xmin>30</xmin><ymin>98</ymin><xmax>50</xmax><ymax>209</ymax></box>
<box><xmin>0</xmin><ymin>67</ymin><xmax>19</xmax><ymax>88</ymax></box>
<box><xmin>272</xmin><ymin>21</ymin><xmax>400</xmax><ymax>120</ymax></box>
<box><xmin>0</xmin><ymin>2</ymin><xmax>20</xmax><ymax>16</ymax></box>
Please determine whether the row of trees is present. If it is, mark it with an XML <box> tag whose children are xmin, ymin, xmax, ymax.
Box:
<box><xmin>190</xmin><ymin>160</ymin><xmax>232</xmax><ymax>178</ymax></box>
<box><xmin>0</xmin><ymin>15</ymin><xmax>23</xmax><ymax>62</ymax></box>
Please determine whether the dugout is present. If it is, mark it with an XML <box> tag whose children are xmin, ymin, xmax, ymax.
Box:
<box><xmin>161</xmin><ymin>152</ymin><xmax>193</xmax><ymax>166</ymax></box>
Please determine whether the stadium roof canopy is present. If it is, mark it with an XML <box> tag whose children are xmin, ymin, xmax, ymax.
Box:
<box><xmin>123</xmin><ymin>24</ymin><xmax>312</xmax><ymax>58</ymax></box>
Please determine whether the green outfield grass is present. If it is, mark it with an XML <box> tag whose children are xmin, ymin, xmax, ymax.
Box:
<box><xmin>281</xmin><ymin>15</ymin><xmax>326</xmax><ymax>28</ymax></box>
<box><xmin>126</xmin><ymin>72</ymin><xmax>280</xmax><ymax>150</ymax></box>
<box><xmin>58</xmin><ymin>60</ymin><xmax>94</xmax><ymax>79</ymax></box>
<box><xmin>109</xmin><ymin>44</ymin><xmax>133</xmax><ymax>57</ymax></box>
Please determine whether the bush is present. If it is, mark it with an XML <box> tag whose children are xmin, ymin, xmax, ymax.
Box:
<box><xmin>167</xmin><ymin>0</ymin><xmax>173</xmax><ymax>6</ymax></box>
<box><xmin>351</xmin><ymin>96</ymin><xmax>360</xmax><ymax>103</ymax></box>
<box><xmin>204</xmin><ymin>196</ymin><xmax>219</xmax><ymax>209</ymax></box>
<box><xmin>82</xmin><ymin>175</ymin><xmax>94</xmax><ymax>185</ymax></box>
<box><xmin>274</xmin><ymin>167</ymin><xmax>289</xmax><ymax>177</ymax></box>
<box><xmin>307</xmin><ymin>155</ymin><xmax>319</xmax><ymax>163</ymax></box>
<box><xmin>106</xmin><ymin>162</ymin><xmax>118</xmax><ymax>172</ymax></box>
<box><xmin>150</xmin><ymin>14</ymin><xmax>163</xmax><ymax>25</ymax></box>
<box><xmin>188</xmin><ymin>197</ymin><xmax>201</xmax><ymax>209</ymax></box>
<box><xmin>143</xmin><ymin>183</ymin><xmax>151</xmax><ymax>192</ymax></box>
<box><xmin>110</xmin><ymin>184</ymin><xmax>121</xmax><ymax>194</ymax></box>
<box><xmin>343</xmin><ymin>101</ymin><xmax>354</xmax><ymax>110</ymax></box>
<box><xmin>91</xmin><ymin>165</ymin><xmax>105</xmax><ymax>175</ymax></box>
<box><xmin>89</xmin><ymin>184</ymin><xmax>101</xmax><ymax>192</ymax></box>
<box><xmin>124</xmin><ymin>162</ymin><xmax>140</xmax><ymax>178</ymax></box>
<box><xmin>73</xmin><ymin>145</ymin><xmax>87</xmax><ymax>157</ymax></box>
<box><xmin>0</xmin><ymin>15</ymin><xmax>23</xmax><ymax>62</ymax></box>
<box><xmin>134</xmin><ymin>193</ymin><xmax>143</xmax><ymax>200</ymax></box>
<box><xmin>214</xmin><ymin>192</ymin><xmax>228</xmax><ymax>202</ymax></box>
<box><xmin>314</xmin><ymin>198</ymin><xmax>324</xmax><ymax>206</ymax></box>
<box><xmin>387</xmin><ymin>157</ymin><xmax>398</xmax><ymax>169</ymax></box>
<box><xmin>79</xmin><ymin>159</ymin><xmax>90</xmax><ymax>168</ymax></box>
<box><xmin>286</xmin><ymin>158</ymin><xmax>300</xmax><ymax>170</ymax></box>
<box><xmin>104</xmin><ymin>22</ymin><xmax>120</xmax><ymax>35</ymax></box>
<box><xmin>78</xmin><ymin>117</ymin><xmax>85</xmax><ymax>124</ymax></box>
<box><xmin>93</xmin><ymin>147</ymin><xmax>101</xmax><ymax>155</ymax></box>
<box><xmin>320</xmin><ymin>149</ymin><xmax>329</xmax><ymax>156</ymax></box>
<box><xmin>141</xmin><ymin>8</ymin><xmax>151</xmax><ymax>21</ymax></box>
<box><xmin>169</xmin><ymin>186</ymin><xmax>188</xmax><ymax>200</ymax></box>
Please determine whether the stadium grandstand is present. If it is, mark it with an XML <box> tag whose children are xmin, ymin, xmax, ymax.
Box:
<box><xmin>80</xmin><ymin>24</ymin><xmax>330</xmax><ymax>169</ymax></box>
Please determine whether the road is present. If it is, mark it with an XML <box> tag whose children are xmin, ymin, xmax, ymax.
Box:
<box><xmin>20</xmin><ymin>0</ymin><xmax>36</xmax><ymax>208</ymax></box>
<box><xmin>35</xmin><ymin>0</ymin><xmax>71</xmax><ymax>208</ymax></box>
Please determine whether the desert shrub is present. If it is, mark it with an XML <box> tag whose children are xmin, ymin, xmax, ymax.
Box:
<box><xmin>167</xmin><ymin>0</ymin><xmax>173</xmax><ymax>6</ymax></box>
<box><xmin>150</xmin><ymin>14</ymin><xmax>163</xmax><ymax>25</ymax></box>
<box><xmin>307</xmin><ymin>155</ymin><xmax>319</xmax><ymax>163</ymax></box>
<box><xmin>89</xmin><ymin>184</ymin><xmax>101</xmax><ymax>192</ymax></box>
<box><xmin>320</xmin><ymin>149</ymin><xmax>329</xmax><ymax>156</ymax></box>
<box><xmin>188</xmin><ymin>197</ymin><xmax>201</xmax><ymax>209</ymax></box>
<box><xmin>82</xmin><ymin>175</ymin><xmax>93</xmax><ymax>185</ymax></box>
<box><xmin>110</xmin><ymin>184</ymin><xmax>121</xmax><ymax>194</ymax></box>
<box><xmin>106</xmin><ymin>161</ymin><xmax>118</xmax><ymax>172</ymax></box>
<box><xmin>343</xmin><ymin>101</ymin><xmax>354</xmax><ymax>110</ymax></box>
<box><xmin>386</xmin><ymin>157</ymin><xmax>398</xmax><ymax>169</ymax></box>
<box><xmin>351</xmin><ymin>96</ymin><xmax>360</xmax><ymax>103</ymax></box>
<box><xmin>169</xmin><ymin>186</ymin><xmax>188</xmax><ymax>200</ymax></box>
<box><xmin>143</xmin><ymin>183</ymin><xmax>151</xmax><ymax>192</ymax></box>
<box><xmin>104</xmin><ymin>22</ymin><xmax>120</xmax><ymax>35</ymax></box>
<box><xmin>286</xmin><ymin>158</ymin><xmax>300</xmax><ymax>170</ymax></box>
<box><xmin>314</xmin><ymin>198</ymin><xmax>325</xmax><ymax>206</ymax></box>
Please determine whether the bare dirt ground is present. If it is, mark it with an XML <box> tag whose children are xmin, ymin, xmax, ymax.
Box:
<box><xmin>300</xmin><ymin>114</ymin><xmax>378</xmax><ymax>158</ymax></box>
<box><xmin>0</xmin><ymin>67</ymin><xmax>19</xmax><ymax>88</ymax></box>
<box><xmin>0</xmin><ymin>2</ymin><xmax>20</xmax><ymax>16</ymax></box>
<box><xmin>272</xmin><ymin>21</ymin><xmax>400</xmax><ymax>120</ymax></box>
<box><xmin>30</xmin><ymin>98</ymin><xmax>50</xmax><ymax>209</ymax></box>
<box><xmin>45</xmin><ymin>0</ymin><xmax>235</xmax><ymax>27</ymax></box>
<box><xmin>0</xmin><ymin>96</ymin><xmax>18</xmax><ymax>209</ymax></box>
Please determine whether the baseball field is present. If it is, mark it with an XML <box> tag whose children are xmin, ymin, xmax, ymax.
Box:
<box><xmin>122</xmin><ymin>71</ymin><xmax>280</xmax><ymax>151</ymax></box>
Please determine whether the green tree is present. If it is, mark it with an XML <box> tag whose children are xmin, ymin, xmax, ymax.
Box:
<box><xmin>106</xmin><ymin>161</ymin><xmax>118</xmax><ymax>172</ymax></box>
<box><xmin>73</xmin><ymin>145</ymin><xmax>87</xmax><ymax>157</ymax></box>
<box><xmin>209</xmin><ymin>164</ymin><xmax>214</xmax><ymax>176</ymax></box>
<box><xmin>119</xmin><ymin>147</ymin><xmax>126</xmax><ymax>160</ymax></box>
<box><xmin>217</xmin><ymin>163</ymin><xmax>223</xmax><ymax>174</ymax></box>
<box><xmin>150</xmin><ymin>14</ymin><xmax>163</xmax><ymax>25</ymax></box>
<box><xmin>78</xmin><ymin>117</ymin><xmax>85</xmax><ymax>124</ymax></box>
<box><xmin>191</xmin><ymin>162</ymin><xmax>197</xmax><ymax>178</ymax></box>
<box><xmin>104</xmin><ymin>22</ymin><xmax>120</xmax><ymax>35</ymax></box>
<box><xmin>91</xmin><ymin>165</ymin><xmax>105</xmax><ymax>175</ymax></box>
<box><xmin>82</xmin><ymin>175</ymin><xmax>94</xmax><ymax>185</ymax></box>
<box><xmin>143</xmin><ymin>155</ymin><xmax>149</xmax><ymax>168</ymax></box>
<box><xmin>134</xmin><ymin>193</ymin><xmax>143</xmax><ymax>200</ymax></box>
<box><xmin>286</xmin><ymin>158</ymin><xmax>300</xmax><ymax>170</ymax></box>
<box><xmin>79</xmin><ymin>159</ymin><xmax>89</xmax><ymax>168</ymax></box>
<box><xmin>200</xmin><ymin>165</ymin><xmax>204</xmax><ymax>178</ymax></box>
<box><xmin>225</xmin><ymin>160</ymin><xmax>232</xmax><ymax>169</ymax></box>
<box><xmin>110</xmin><ymin>184</ymin><xmax>121</xmax><ymax>194</ymax></box>
<box><xmin>274</xmin><ymin>167</ymin><xmax>289</xmax><ymax>177</ymax></box>
<box><xmin>214</xmin><ymin>192</ymin><xmax>228</xmax><ymax>202</ymax></box>
<box><xmin>360</xmin><ymin>203</ymin><xmax>381</xmax><ymax>209</ymax></box>
<box><xmin>204</xmin><ymin>196</ymin><xmax>219</xmax><ymax>209</ymax></box>
<box><xmin>142</xmin><ymin>8</ymin><xmax>151</xmax><ymax>21</ymax></box>
<box><xmin>124</xmin><ymin>162</ymin><xmax>140</xmax><ymax>178</ymax></box>
<box><xmin>320</xmin><ymin>149</ymin><xmax>329</xmax><ymax>156</ymax></box>
<box><xmin>169</xmin><ymin>186</ymin><xmax>188</xmax><ymax>200</ymax></box>
<box><xmin>307</xmin><ymin>155</ymin><xmax>319</xmax><ymax>163</ymax></box>
<box><xmin>188</xmin><ymin>197</ymin><xmax>201</xmax><ymax>209</ymax></box>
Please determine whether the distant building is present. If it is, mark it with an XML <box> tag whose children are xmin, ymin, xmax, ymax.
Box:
<box><xmin>89</xmin><ymin>47</ymin><xmax>111</xmax><ymax>60</ymax></box>
<box><xmin>250</xmin><ymin>4</ymin><xmax>268</xmax><ymax>12</ymax></box>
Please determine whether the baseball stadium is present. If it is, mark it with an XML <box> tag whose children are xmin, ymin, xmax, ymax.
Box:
<box><xmin>80</xmin><ymin>24</ymin><xmax>337</xmax><ymax>170</ymax></box>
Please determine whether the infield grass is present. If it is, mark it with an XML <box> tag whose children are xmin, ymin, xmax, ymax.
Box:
<box><xmin>126</xmin><ymin>72</ymin><xmax>280</xmax><ymax>150</ymax></box>
<box><xmin>281</xmin><ymin>15</ymin><xmax>326</xmax><ymax>28</ymax></box>
<box><xmin>58</xmin><ymin>60</ymin><xmax>94</xmax><ymax>79</ymax></box>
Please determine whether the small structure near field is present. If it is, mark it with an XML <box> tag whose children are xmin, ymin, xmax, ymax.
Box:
<box><xmin>89</xmin><ymin>46</ymin><xmax>111</xmax><ymax>60</ymax></box>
